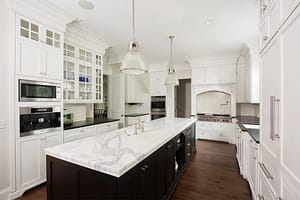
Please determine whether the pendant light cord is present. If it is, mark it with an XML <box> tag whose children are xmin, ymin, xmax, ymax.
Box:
<box><xmin>132</xmin><ymin>0</ymin><xmax>135</xmax><ymax>40</ymax></box>
<box><xmin>169</xmin><ymin>36</ymin><xmax>174</xmax><ymax>71</ymax></box>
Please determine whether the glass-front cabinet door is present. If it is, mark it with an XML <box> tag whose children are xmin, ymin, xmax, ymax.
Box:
<box><xmin>95</xmin><ymin>68</ymin><xmax>102</xmax><ymax>101</ymax></box>
<box><xmin>78</xmin><ymin>64</ymin><xmax>93</xmax><ymax>100</ymax></box>
<box><xmin>63</xmin><ymin>60</ymin><xmax>75</xmax><ymax>100</ymax></box>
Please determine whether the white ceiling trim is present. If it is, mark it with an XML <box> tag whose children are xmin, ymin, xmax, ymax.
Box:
<box><xmin>10</xmin><ymin>0</ymin><xmax>74</xmax><ymax>32</ymax></box>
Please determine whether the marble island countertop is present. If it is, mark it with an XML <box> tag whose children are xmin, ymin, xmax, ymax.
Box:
<box><xmin>46</xmin><ymin>118</ymin><xmax>196</xmax><ymax>177</ymax></box>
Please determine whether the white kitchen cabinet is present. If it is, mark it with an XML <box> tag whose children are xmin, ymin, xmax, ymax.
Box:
<box><xmin>96</xmin><ymin>121</ymin><xmax>119</xmax><ymax>134</ymax></box>
<box><xmin>64</xmin><ymin>126</ymin><xmax>96</xmax><ymax>143</ymax></box>
<box><xmin>16</xmin><ymin>136</ymin><xmax>42</xmax><ymax>190</ymax></box>
<box><xmin>246</xmin><ymin>135</ymin><xmax>259</xmax><ymax>198</ymax></box>
<box><xmin>16</xmin><ymin>16</ymin><xmax>63</xmax><ymax>81</ymax></box>
<box><xmin>257</xmin><ymin>168</ymin><xmax>277</xmax><ymax>200</ymax></box>
<box><xmin>279</xmin><ymin>5</ymin><xmax>300</xmax><ymax>191</ymax></box>
<box><xmin>125</xmin><ymin>115</ymin><xmax>151</xmax><ymax>127</ymax></box>
<box><xmin>192</xmin><ymin>65</ymin><xmax>236</xmax><ymax>85</ymax></box>
<box><xmin>108</xmin><ymin>74</ymin><xmax>125</xmax><ymax>123</ymax></box>
<box><xmin>150</xmin><ymin>71</ymin><xmax>167</xmax><ymax>96</ymax></box>
<box><xmin>281</xmin><ymin>0</ymin><xmax>300</xmax><ymax>22</ymax></box>
<box><xmin>16</xmin><ymin>132</ymin><xmax>63</xmax><ymax>191</ymax></box>
<box><xmin>259</xmin><ymin>4</ymin><xmax>300</xmax><ymax>199</ymax></box>
<box><xmin>63</xmin><ymin>42</ymin><xmax>104</xmax><ymax>103</ymax></box>
<box><xmin>197</xmin><ymin>121</ymin><xmax>234</xmax><ymax>143</ymax></box>
<box><xmin>64</xmin><ymin>122</ymin><xmax>119</xmax><ymax>143</ymax></box>
<box><xmin>260</xmin><ymin>35</ymin><xmax>281</xmax><ymax>162</ymax></box>
<box><xmin>40</xmin><ymin>134</ymin><xmax>63</xmax><ymax>180</ymax></box>
<box><xmin>237</xmin><ymin>47</ymin><xmax>260</xmax><ymax>103</ymax></box>
<box><xmin>125</xmin><ymin>74</ymin><xmax>143</xmax><ymax>103</ymax></box>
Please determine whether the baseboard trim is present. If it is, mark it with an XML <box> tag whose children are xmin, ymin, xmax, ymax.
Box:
<box><xmin>0</xmin><ymin>187</ymin><xmax>11</xmax><ymax>200</ymax></box>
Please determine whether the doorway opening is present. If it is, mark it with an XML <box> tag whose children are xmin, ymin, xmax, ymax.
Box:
<box><xmin>175</xmin><ymin>79</ymin><xmax>191</xmax><ymax>118</ymax></box>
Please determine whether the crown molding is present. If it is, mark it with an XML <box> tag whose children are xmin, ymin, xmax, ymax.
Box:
<box><xmin>10</xmin><ymin>0</ymin><xmax>74</xmax><ymax>32</ymax></box>
<box><xmin>190</xmin><ymin>56</ymin><xmax>238</xmax><ymax>68</ymax></box>
<box><xmin>65</xmin><ymin>22</ymin><xmax>110</xmax><ymax>55</ymax></box>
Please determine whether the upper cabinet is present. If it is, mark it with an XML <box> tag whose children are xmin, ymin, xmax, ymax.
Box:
<box><xmin>191</xmin><ymin>59</ymin><xmax>236</xmax><ymax>86</ymax></box>
<box><xmin>16</xmin><ymin>16</ymin><xmax>63</xmax><ymax>81</ymax></box>
<box><xmin>150</xmin><ymin>71</ymin><xmax>167</xmax><ymax>96</ymax></box>
<box><xmin>125</xmin><ymin>74</ymin><xmax>149</xmax><ymax>103</ymax></box>
<box><xmin>259</xmin><ymin>0</ymin><xmax>300</xmax><ymax>50</ymax></box>
<box><xmin>237</xmin><ymin>45</ymin><xmax>260</xmax><ymax>103</ymax></box>
<box><xmin>63</xmin><ymin>22</ymin><xmax>109</xmax><ymax>103</ymax></box>
<box><xmin>63</xmin><ymin>42</ymin><xmax>103</xmax><ymax>103</ymax></box>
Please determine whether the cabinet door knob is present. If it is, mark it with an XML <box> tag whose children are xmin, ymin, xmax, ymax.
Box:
<box><xmin>263</xmin><ymin>36</ymin><xmax>268</xmax><ymax>41</ymax></box>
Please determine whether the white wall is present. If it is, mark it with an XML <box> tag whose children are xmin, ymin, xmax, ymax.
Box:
<box><xmin>0</xmin><ymin>0</ymin><xmax>11</xmax><ymax>199</ymax></box>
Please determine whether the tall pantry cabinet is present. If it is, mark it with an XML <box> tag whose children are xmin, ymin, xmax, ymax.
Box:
<box><xmin>259</xmin><ymin>0</ymin><xmax>300</xmax><ymax>199</ymax></box>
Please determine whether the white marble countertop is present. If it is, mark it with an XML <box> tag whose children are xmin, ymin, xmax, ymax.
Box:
<box><xmin>45</xmin><ymin>117</ymin><xmax>196</xmax><ymax>177</ymax></box>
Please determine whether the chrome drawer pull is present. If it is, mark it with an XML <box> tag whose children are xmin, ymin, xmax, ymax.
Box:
<box><xmin>270</xmin><ymin>96</ymin><xmax>280</xmax><ymax>140</ymax></box>
<box><xmin>258</xmin><ymin>195</ymin><xmax>264</xmax><ymax>200</ymax></box>
<box><xmin>259</xmin><ymin>162</ymin><xmax>273</xmax><ymax>180</ymax></box>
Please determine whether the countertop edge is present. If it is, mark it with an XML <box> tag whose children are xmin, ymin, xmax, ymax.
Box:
<box><xmin>47</xmin><ymin>118</ymin><xmax>197</xmax><ymax>177</ymax></box>
<box><xmin>63</xmin><ymin>118</ymin><xmax>120</xmax><ymax>131</ymax></box>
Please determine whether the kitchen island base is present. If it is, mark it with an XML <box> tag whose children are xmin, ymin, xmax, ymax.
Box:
<box><xmin>46</xmin><ymin>120</ymin><xmax>196</xmax><ymax>200</ymax></box>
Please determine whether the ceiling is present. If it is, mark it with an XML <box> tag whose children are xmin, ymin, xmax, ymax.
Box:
<box><xmin>50</xmin><ymin>0</ymin><xmax>259</xmax><ymax>65</ymax></box>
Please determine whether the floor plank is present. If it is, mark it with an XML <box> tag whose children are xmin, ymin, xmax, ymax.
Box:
<box><xmin>171</xmin><ymin>140</ymin><xmax>252</xmax><ymax>200</ymax></box>
<box><xmin>17</xmin><ymin>140</ymin><xmax>252</xmax><ymax>200</ymax></box>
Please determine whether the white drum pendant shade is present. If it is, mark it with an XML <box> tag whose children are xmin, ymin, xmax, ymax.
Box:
<box><xmin>121</xmin><ymin>0</ymin><xmax>147</xmax><ymax>74</ymax></box>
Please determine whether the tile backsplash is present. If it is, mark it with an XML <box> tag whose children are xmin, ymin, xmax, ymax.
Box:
<box><xmin>64</xmin><ymin>104</ymin><xmax>93</xmax><ymax>122</ymax></box>
<box><xmin>236</xmin><ymin>103</ymin><xmax>260</xmax><ymax>117</ymax></box>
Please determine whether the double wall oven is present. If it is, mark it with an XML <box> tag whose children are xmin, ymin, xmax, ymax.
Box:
<box><xmin>19</xmin><ymin>79</ymin><xmax>62</xmax><ymax>137</ymax></box>
<box><xmin>151</xmin><ymin>96</ymin><xmax>166</xmax><ymax>120</ymax></box>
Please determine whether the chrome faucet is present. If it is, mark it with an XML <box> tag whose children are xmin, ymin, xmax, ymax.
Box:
<box><xmin>134</xmin><ymin>119</ymin><xmax>145</xmax><ymax>134</ymax></box>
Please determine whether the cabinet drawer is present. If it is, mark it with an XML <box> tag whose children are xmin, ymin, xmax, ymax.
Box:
<box><xmin>258</xmin><ymin>168</ymin><xmax>276</xmax><ymax>200</ymax></box>
<box><xmin>259</xmin><ymin>145</ymin><xmax>280</xmax><ymax>196</ymax></box>
<box><xmin>64</xmin><ymin>127</ymin><xmax>96</xmax><ymax>143</ymax></box>
<box><xmin>96</xmin><ymin>122</ymin><xmax>118</xmax><ymax>134</ymax></box>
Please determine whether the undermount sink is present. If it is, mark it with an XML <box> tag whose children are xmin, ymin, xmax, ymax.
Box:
<box><xmin>243</xmin><ymin>124</ymin><xmax>260</xmax><ymax>129</ymax></box>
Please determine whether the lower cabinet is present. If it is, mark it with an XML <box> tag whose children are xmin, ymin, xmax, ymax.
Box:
<box><xmin>157</xmin><ymin>139</ymin><xmax>175</xmax><ymax>199</ymax></box>
<box><xmin>63</xmin><ymin>121</ymin><xmax>119</xmax><ymax>143</ymax></box>
<box><xmin>118</xmin><ymin>152</ymin><xmax>157</xmax><ymax>200</ymax></box>
<box><xmin>16</xmin><ymin>132</ymin><xmax>62</xmax><ymax>191</ymax></box>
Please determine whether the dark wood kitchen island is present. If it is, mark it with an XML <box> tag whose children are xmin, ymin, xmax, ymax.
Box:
<box><xmin>46</xmin><ymin>118</ymin><xmax>196</xmax><ymax>200</ymax></box>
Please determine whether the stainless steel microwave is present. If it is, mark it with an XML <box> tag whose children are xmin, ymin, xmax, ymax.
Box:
<box><xmin>19</xmin><ymin>79</ymin><xmax>61</xmax><ymax>102</ymax></box>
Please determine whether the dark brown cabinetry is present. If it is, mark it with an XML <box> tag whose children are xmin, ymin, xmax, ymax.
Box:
<box><xmin>47</xmin><ymin>122</ymin><xmax>196</xmax><ymax>200</ymax></box>
<box><xmin>118</xmin><ymin>152</ymin><xmax>157</xmax><ymax>200</ymax></box>
<box><xmin>157</xmin><ymin>139</ymin><xmax>176</xmax><ymax>199</ymax></box>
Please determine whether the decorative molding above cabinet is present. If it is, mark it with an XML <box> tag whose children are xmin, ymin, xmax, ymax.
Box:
<box><xmin>63</xmin><ymin>22</ymin><xmax>110</xmax><ymax>103</ymax></box>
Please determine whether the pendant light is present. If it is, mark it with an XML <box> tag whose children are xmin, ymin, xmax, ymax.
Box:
<box><xmin>165</xmin><ymin>35</ymin><xmax>179</xmax><ymax>86</ymax></box>
<box><xmin>120</xmin><ymin>0</ymin><xmax>147</xmax><ymax>74</ymax></box>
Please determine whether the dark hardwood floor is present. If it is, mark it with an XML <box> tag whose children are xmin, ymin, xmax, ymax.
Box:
<box><xmin>172</xmin><ymin>140</ymin><xmax>252</xmax><ymax>200</ymax></box>
<box><xmin>17</xmin><ymin>140</ymin><xmax>251</xmax><ymax>200</ymax></box>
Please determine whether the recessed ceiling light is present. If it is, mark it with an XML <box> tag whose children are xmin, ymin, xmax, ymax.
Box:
<box><xmin>205</xmin><ymin>19</ymin><xmax>215</xmax><ymax>25</ymax></box>
<box><xmin>78</xmin><ymin>0</ymin><xmax>94</xmax><ymax>10</ymax></box>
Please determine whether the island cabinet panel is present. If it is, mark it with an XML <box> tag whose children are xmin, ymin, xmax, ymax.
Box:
<box><xmin>46</xmin><ymin>122</ymin><xmax>196</xmax><ymax>200</ymax></box>
<box><xmin>47</xmin><ymin>156</ymin><xmax>117</xmax><ymax>200</ymax></box>
<box><xmin>118</xmin><ymin>152</ymin><xmax>157</xmax><ymax>200</ymax></box>
<box><xmin>157</xmin><ymin>139</ymin><xmax>176</xmax><ymax>199</ymax></box>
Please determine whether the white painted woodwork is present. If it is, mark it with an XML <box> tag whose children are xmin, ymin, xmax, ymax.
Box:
<box><xmin>150</xmin><ymin>71</ymin><xmax>167</xmax><ymax>96</ymax></box>
<box><xmin>16</xmin><ymin>133</ymin><xmax>63</xmax><ymax>191</ymax></box>
<box><xmin>260</xmin><ymin>36</ymin><xmax>281</xmax><ymax>161</ymax></box>
<box><xmin>16</xmin><ymin>15</ymin><xmax>63</xmax><ymax>81</ymax></box>
<box><xmin>259</xmin><ymin>3</ymin><xmax>300</xmax><ymax>200</ymax></box>
<box><xmin>63</xmin><ymin>122</ymin><xmax>119</xmax><ymax>143</ymax></box>
<box><xmin>197</xmin><ymin>121</ymin><xmax>235</xmax><ymax>143</ymax></box>
<box><xmin>125</xmin><ymin>115</ymin><xmax>151</xmax><ymax>127</ymax></box>
<box><xmin>280</xmin><ymin>6</ymin><xmax>300</xmax><ymax>186</ymax></box>
<box><xmin>16</xmin><ymin>137</ymin><xmax>42</xmax><ymax>190</ymax></box>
